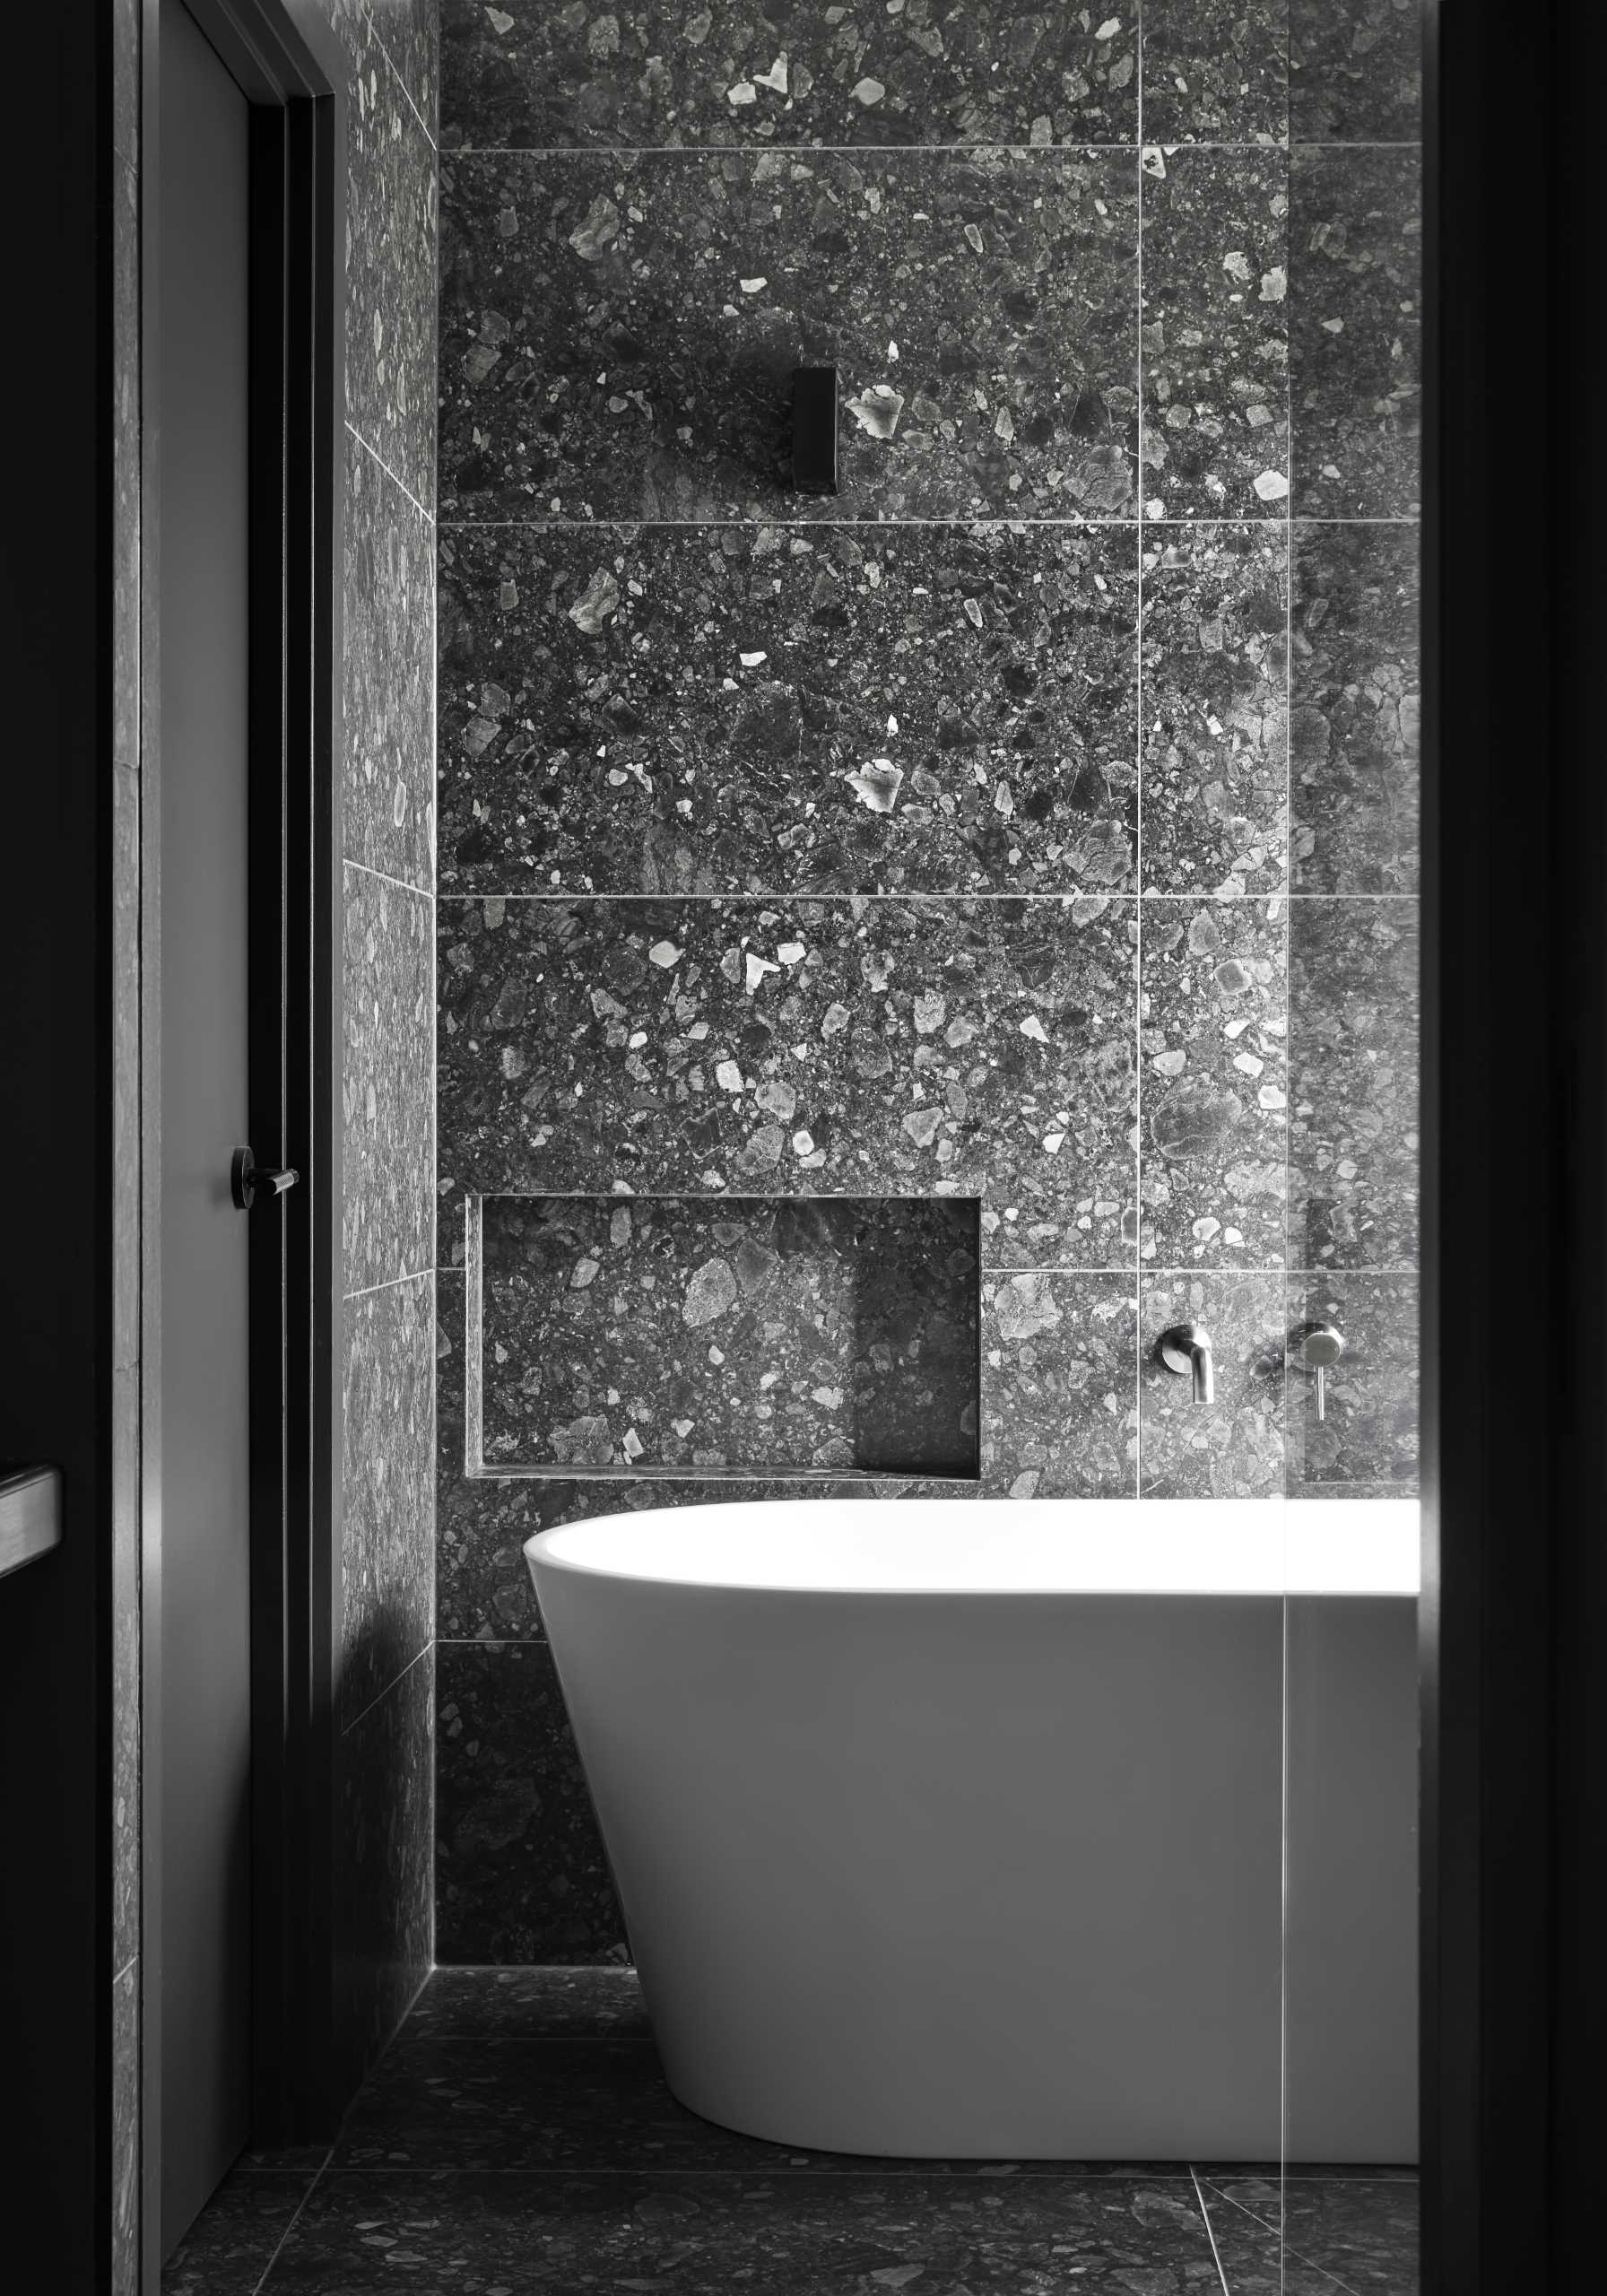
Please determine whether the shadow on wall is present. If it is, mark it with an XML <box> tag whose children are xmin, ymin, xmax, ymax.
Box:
<box><xmin>448</xmin><ymin>335</ymin><xmax>796</xmax><ymax>501</ymax></box>
<box><xmin>476</xmin><ymin>1193</ymin><xmax>981</xmax><ymax>1478</ymax></box>
<box><xmin>334</xmin><ymin>1613</ymin><xmax>434</xmax><ymax>2100</ymax></box>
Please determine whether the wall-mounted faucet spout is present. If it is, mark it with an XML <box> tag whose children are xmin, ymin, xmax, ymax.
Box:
<box><xmin>1160</xmin><ymin>1323</ymin><xmax>1214</xmax><ymax>1405</ymax></box>
<box><xmin>1298</xmin><ymin>1324</ymin><xmax>1346</xmax><ymax>1421</ymax></box>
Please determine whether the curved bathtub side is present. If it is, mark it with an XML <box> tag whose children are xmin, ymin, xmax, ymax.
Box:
<box><xmin>531</xmin><ymin>1557</ymin><xmax>1285</xmax><ymax>2161</ymax></box>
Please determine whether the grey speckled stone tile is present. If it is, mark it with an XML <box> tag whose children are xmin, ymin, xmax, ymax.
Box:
<box><xmin>343</xmin><ymin>865</ymin><xmax>434</xmax><ymax>1295</ymax></box>
<box><xmin>1140</xmin><ymin>1273</ymin><xmax>1285</xmax><ymax>1497</ymax></box>
<box><xmin>112</xmin><ymin>766</ymin><xmax>141</xmax><ymax>1372</ymax></box>
<box><xmin>481</xmin><ymin>1193</ymin><xmax>979</xmax><ymax>1475</ymax></box>
<box><xmin>1143</xmin><ymin>0</ymin><xmax>1289</xmax><ymax>147</ymax></box>
<box><xmin>1140</xmin><ymin>897</ymin><xmax>1287</xmax><ymax>1267</ymax></box>
<box><xmin>270</xmin><ymin>2170</ymin><xmax>1221</xmax><ymax>2292</ymax></box>
<box><xmin>112</xmin><ymin>1367</ymin><xmax>140</xmax><ymax>1981</ymax></box>
<box><xmin>440</xmin><ymin>0</ymin><xmax>1139</xmax><ymax>151</ymax></box>
<box><xmin>334</xmin><ymin>1649</ymin><xmax>435</xmax><ymax>2101</ymax></box>
<box><xmin>980</xmin><ymin>1272</ymin><xmax>1136</xmax><ymax>1498</ymax></box>
<box><xmin>112</xmin><ymin>1960</ymin><xmax>138</xmax><ymax>2296</ymax></box>
<box><xmin>342</xmin><ymin>1271</ymin><xmax>435</xmax><ymax>1729</ymax></box>
<box><xmin>113</xmin><ymin>0</ymin><xmax>139</xmax><ymax>170</ymax></box>
<box><xmin>438</xmin><ymin>523</ymin><xmax>1139</xmax><ymax>897</ymax></box>
<box><xmin>1286</xmin><ymin>1274</ymin><xmax>1418</xmax><ymax>1490</ymax></box>
<box><xmin>1289</xmin><ymin>898</ymin><xmax>1418</xmax><ymax>1269</ymax></box>
<box><xmin>369</xmin><ymin>0</ymin><xmax>440</xmax><ymax>140</ymax></box>
<box><xmin>437</xmin><ymin>1639</ymin><xmax>626</xmax><ymax>1961</ymax></box>
<box><xmin>1290</xmin><ymin>145</ymin><xmax>1420</xmax><ymax>519</ymax></box>
<box><xmin>343</xmin><ymin>428</ymin><xmax>436</xmax><ymax>891</ymax></box>
<box><xmin>159</xmin><ymin>2170</ymin><xmax>311</xmax><ymax>2295</ymax></box>
<box><xmin>1140</xmin><ymin>147</ymin><xmax>1289</xmax><ymax>521</ymax></box>
<box><xmin>1141</xmin><ymin>524</ymin><xmax>1287</xmax><ymax>898</ymax></box>
<box><xmin>439</xmin><ymin>149</ymin><xmax>1138</xmax><ymax>522</ymax></box>
<box><xmin>439</xmin><ymin>896</ymin><xmax>1137</xmax><ymax>1269</ymax></box>
<box><xmin>439</xmin><ymin>1265</ymin><xmax>549</xmax><ymax>1638</ymax></box>
<box><xmin>347</xmin><ymin>6</ymin><xmax>439</xmax><ymax>512</ymax></box>
<box><xmin>1290</xmin><ymin>0</ymin><xmax>1420</xmax><ymax>143</ymax></box>
<box><xmin>1291</xmin><ymin>522</ymin><xmax>1419</xmax><ymax>893</ymax></box>
<box><xmin>112</xmin><ymin>735</ymin><xmax>141</xmax><ymax>1997</ymax></box>
<box><xmin>1207</xmin><ymin>2175</ymin><xmax>1420</xmax><ymax>2294</ymax></box>
<box><xmin>113</xmin><ymin>161</ymin><xmax>140</xmax><ymax>770</ymax></box>
<box><xmin>410</xmin><ymin>1963</ymin><xmax>652</xmax><ymax>2036</ymax></box>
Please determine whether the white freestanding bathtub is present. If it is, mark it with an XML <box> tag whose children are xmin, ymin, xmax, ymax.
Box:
<box><xmin>526</xmin><ymin>1498</ymin><xmax>1420</xmax><ymax>2161</ymax></box>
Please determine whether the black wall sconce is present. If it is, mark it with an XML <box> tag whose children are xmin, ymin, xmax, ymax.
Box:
<box><xmin>791</xmin><ymin>364</ymin><xmax>838</xmax><ymax>495</ymax></box>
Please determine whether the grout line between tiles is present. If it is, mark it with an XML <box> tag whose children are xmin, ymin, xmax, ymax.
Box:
<box><xmin>339</xmin><ymin>1641</ymin><xmax>434</xmax><ymax>1741</ymax></box>
<box><xmin>346</xmin><ymin>422</ymin><xmax>435</xmax><ymax>529</ymax></box>
<box><xmin>445</xmin><ymin>142</ymin><xmax>1422</xmax><ymax>158</ymax></box>
<box><xmin>343</xmin><ymin>853</ymin><xmax>435</xmax><ymax>901</ymax></box>
<box><xmin>439</xmin><ymin>517</ymin><xmax>1415</xmax><ymax>529</ymax></box>
<box><xmin>439</xmin><ymin>515</ymin><xmax>1280</xmax><ymax>531</ymax></box>
<box><xmin>440</xmin><ymin>516</ymin><xmax>1418</xmax><ymax>528</ymax></box>
<box><xmin>363</xmin><ymin>2</ymin><xmax>437</xmax><ymax>154</ymax></box>
<box><xmin>252</xmin><ymin>2147</ymin><xmax>334</xmax><ymax>2294</ymax></box>
<box><xmin>344</xmin><ymin>1266</ymin><xmax>434</xmax><ymax>1304</ymax></box>
<box><xmin>436</xmin><ymin>891</ymin><xmax>1420</xmax><ymax>904</ymax></box>
<box><xmin>1191</xmin><ymin>2164</ymin><xmax>1235</xmax><ymax>2296</ymax></box>
<box><xmin>456</xmin><ymin>1240</ymin><xmax>1416</xmax><ymax>1279</ymax></box>
<box><xmin>1202</xmin><ymin>2176</ymin><xmax>1365</xmax><ymax>2295</ymax></box>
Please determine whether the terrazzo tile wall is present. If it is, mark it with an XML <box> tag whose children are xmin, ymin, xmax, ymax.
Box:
<box><xmin>433</xmin><ymin>0</ymin><xmax>1420</xmax><ymax>1960</ymax></box>
<box><xmin>330</xmin><ymin>0</ymin><xmax>440</xmax><ymax>2099</ymax></box>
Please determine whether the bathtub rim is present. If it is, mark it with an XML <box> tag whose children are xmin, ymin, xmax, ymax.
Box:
<box><xmin>524</xmin><ymin>1495</ymin><xmax>1421</xmax><ymax>1600</ymax></box>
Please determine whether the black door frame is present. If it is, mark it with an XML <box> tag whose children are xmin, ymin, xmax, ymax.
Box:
<box><xmin>1421</xmin><ymin>3</ymin><xmax>1607</xmax><ymax>2286</ymax></box>
<box><xmin>140</xmin><ymin>0</ymin><xmax>344</xmax><ymax>2272</ymax></box>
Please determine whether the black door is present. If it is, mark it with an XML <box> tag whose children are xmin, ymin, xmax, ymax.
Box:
<box><xmin>157</xmin><ymin>0</ymin><xmax>256</xmax><ymax>2252</ymax></box>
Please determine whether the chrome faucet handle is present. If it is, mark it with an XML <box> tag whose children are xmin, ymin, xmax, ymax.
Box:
<box><xmin>1298</xmin><ymin>1323</ymin><xmax>1345</xmax><ymax>1422</ymax></box>
<box><xmin>1160</xmin><ymin>1323</ymin><xmax>1214</xmax><ymax>1405</ymax></box>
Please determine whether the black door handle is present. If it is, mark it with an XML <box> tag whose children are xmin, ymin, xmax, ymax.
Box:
<box><xmin>231</xmin><ymin>1146</ymin><xmax>300</xmax><ymax>1210</ymax></box>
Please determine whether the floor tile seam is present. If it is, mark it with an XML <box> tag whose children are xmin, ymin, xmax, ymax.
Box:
<box><xmin>1189</xmin><ymin>2164</ymin><xmax>1234</xmax><ymax>2296</ymax></box>
<box><xmin>252</xmin><ymin>2149</ymin><xmax>334</xmax><ymax>2293</ymax></box>
<box><xmin>231</xmin><ymin>2162</ymin><xmax>337</xmax><ymax>2176</ymax></box>
<box><xmin>1200</xmin><ymin>2178</ymin><xmax>1369</xmax><ymax>2294</ymax></box>
<box><xmin>378</xmin><ymin>1961</ymin><xmax>438</xmax><ymax>2066</ymax></box>
<box><xmin>1279</xmin><ymin>2171</ymin><xmax>1420</xmax><ymax>2182</ymax></box>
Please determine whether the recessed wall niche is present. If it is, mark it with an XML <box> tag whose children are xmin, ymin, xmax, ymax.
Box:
<box><xmin>465</xmin><ymin>1193</ymin><xmax>981</xmax><ymax>1481</ymax></box>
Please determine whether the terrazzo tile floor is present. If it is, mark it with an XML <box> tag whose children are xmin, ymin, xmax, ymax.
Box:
<box><xmin>164</xmin><ymin>1968</ymin><xmax>1419</xmax><ymax>2293</ymax></box>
